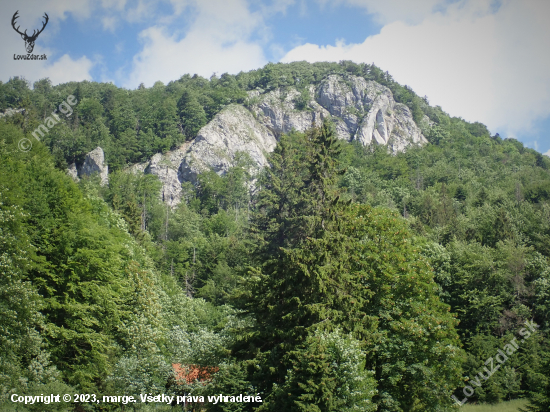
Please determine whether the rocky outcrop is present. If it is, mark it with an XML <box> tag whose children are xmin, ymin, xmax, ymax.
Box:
<box><xmin>138</xmin><ymin>105</ymin><xmax>277</xmax><ymax>207</ymax></box>
<box><xmin>67</xmin><ymin>163</ymin><xmax>79</xmax><ymax>182</ymax></box>
<box><xmin>144</xmin><ymin>145</ymin><xmax>189</xmax><ymax>207</ymax></box>
<box><xmin>249</xmin><ymin>86</ymin><xmax>329</xmax><ymax>136</ymax></box>
<box><xmin>136</xmin><ymin>74</ymin><xmax>427</xmax><ymax>207</ymax></box>
<box><xmin>76</xmin><ymin>147</ymin><xmax>109</xmax><ymax>186</ymax></box>
<box><xmin>0</xmin><ymin>108</ymin><xmax>25</xmax><ymax>119</ymax></box>
<box><xmin>179</xmin><ymin>104</ymin><xmax>277</xmax><ymax>183</ymax></box>
<box><xmin>386</xmin><ymin>103</ymin><xmax>427</xmax><ymax>152</ymax></box>
<box><xmin>251</xmin><ymin>74</ymin><xmax>427</xmax><ymax>152</ymax></box>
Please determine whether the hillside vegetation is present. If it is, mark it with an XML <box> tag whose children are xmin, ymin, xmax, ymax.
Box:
<box><xmin>1</xmin><ymin>61</ymin><xmax>549</xmax><ymax>411</ymax></box>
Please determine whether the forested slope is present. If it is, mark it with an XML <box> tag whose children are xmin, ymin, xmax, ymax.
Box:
<box><xmin>1</xmin><ymin>61</ymin><xmax>549</xmax><ymax>411</ymax></box>
<box><xmin>0</xmin><ymin>61</ymin><xmax>430</xmax><ymax>171</ymax></box>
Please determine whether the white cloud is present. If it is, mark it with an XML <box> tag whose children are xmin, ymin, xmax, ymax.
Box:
<box><xmin>281</xmin><ymin>0</ymin><xmax>550</xmax><ymax>139</ymax></box>
<box><xmin>4</xmin><ymin>52</ymin><xmax>94</xmax><ymax>86</ymax></box>
<box><xmin>317</xmin><ymin>0</ymin><xmax>445</xmax><ymax>24</ymax></box>
<box><xmin>102</xmin><ymin>16</ymin><xmax>118</xmax><ymax>32</ymax></box>
<box><xmin>544</xmin><ymin>149</ymin><xmax>550</xmax><ymax>157</ymax></box>
<box><xmin>123</xmin><ymin>0</ymin><xmax>267</xmax><ymax>88</ymax></box>
<box><xmin>33</xmin><ymin>54</ymin><xmax>94</xmax><ymax>84</ymax></box>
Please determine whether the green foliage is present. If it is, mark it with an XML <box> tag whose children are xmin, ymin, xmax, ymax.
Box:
<box><xmin>293</xmin><ymin>88</ymin><xmax>311</xmax><ymax>111</ymax></box>
<box><xmin>0</xmin><ymin>77</ymin><xmax>32</xmax><ymax>110</ymax></box>
<box><xmin>178</xmin><ymin>89</ymin><xmax>207</xmax><ymax>139</ymax></box>
<box><xmin>0</xmin><ymin>187</ymin><xmax>67</xmax><ymax>403</ymax></box>
<box><xmin>237</xmin><ymin>121</ymin><xmax>462</xmax><ymax>411</ymax></box>
<box><xmin>0</xmin><ymin>124</ymin><xmax>172</xmax><ymax>397</ymax></box>
<box><xmin>3</xmin><ymin>61</ymin><xmax>550</xmax><ymax>410</ymax></box>
<box><xmin>525</xmin><ymin>351</ymin><xmax>550</xmax><ymax>411</ymax></box>
<box><xmin>344</xmin><ymin>204</ymin><xmax>463</xmax><ymax>411</ymax></box>
<box><xmin>335</xmin><ymin>111</ymin><xmax>550</xmax><ymax>407</ymax></box>
<box><xmin>205</xmin><ymin>362</ymin><xmax>253</xmax><ymax>412</ymax></box>
<box><xmin>264</xmin><ymin>329</ymin><xmax>377</xmax><ymax>412</ymax></box>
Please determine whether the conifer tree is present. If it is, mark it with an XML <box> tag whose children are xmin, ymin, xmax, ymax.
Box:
<box><xmin>526</xmin><ymin>351</ymin><xmax>550</xmax><ymax>411</ymax></box>
<box><xmin>238</xmin><ymin>121</ymin><xmax>463</xmax><ymax>411</ymax></box>
<box><xmin>177</xmin><ymin>90</ymin><xmax>207</xmax><ymax>139</ymax></box>
<box><xmin>237</xmin><ymin>121</ymin><xmax>374</xmax><ymax>408</ymax></box>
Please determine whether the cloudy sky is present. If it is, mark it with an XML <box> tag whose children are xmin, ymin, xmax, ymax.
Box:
<box><xmin>1</xmin><ymin>0</ymin><xmax>549</xmax><ymax>154</ymax></box>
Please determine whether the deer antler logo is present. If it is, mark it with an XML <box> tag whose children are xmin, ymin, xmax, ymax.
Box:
<box><xmin>11</xmin><ymin>11</ymin><xmax>49</xmax><ymax>54</ymax></box>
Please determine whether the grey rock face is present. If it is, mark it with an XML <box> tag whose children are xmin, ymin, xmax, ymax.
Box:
<box><xmin>78</xmin><ymin>147</ymin><xmax>109</xmax><ymax>186</ymax></box>
<box><xmin>144</xmin><ymin>145</ymin><xmax>189</xmax><ymax>207</ymax></box>
<box><xmin>127</xmin><ymin>142</ymin><xmax>191</xmax><ymax>208</ymax></box>
<box><xmin>179</xmin><ymin>104</ymin><xmax>277</xmax><ymax>183</ymax></box>
<box><xmin>250</xmin><ymin>86</ymin><xmax>329</xmax><ymax>137</ymax></box>
<box><xmin>248</xmin><ymin>74</ymin><xmax>426</xmax><ymax>152</ymax></box>
<box><xmin>134</xmin><ymin>74</ymin><xmax>427</xmax><ymax>207</ymax></box>
<box><xmin>67</xmin><ymin>163</ymin><xmax>79</xmax><ymax>182</ymax></box>
<box><xmin>138</xmin><ymin>105</ymin><xmax>277</xmax><ymax>207</ymax></box>
<box><xmin>0</xmin><ymin>108</ymin><xmax>25</xmax><ymax>119</ymax></box>
<box><xmin>388</xmin><ymin>103</ymin><xmax>427</xmax><ymax>152</ymax></box>
<box><xmin>316</xmin><ymin>75</ymin><xmax>427</xmax><ymax>150</ymax></box>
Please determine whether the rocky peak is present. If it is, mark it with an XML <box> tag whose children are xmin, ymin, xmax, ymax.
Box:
<box><xmin>137</xmin><ymin>74</ymin><xmax>428</xmax><ymax>207</ymax></box>
<box><xmin>67</xmin><ymin>147</ymin><xmax>109</xmax><ymax>186</ymax></box>
<box><xmin>178</xmin><ymin>104</ymin><xmax>277</xmax><ymax>183</ymax></box>
<box><xmin>248</xmin><ymin>74</ymin><xmax>426</xmax><ymax>152</ymax></box>
<box><xmin>249</xmin><ymin>85</ymin><xmax>328</xmax><ymax>137</ymax></box>
<box><xmin>143</xmin><ymin>145</ymin><xmax>189</xmax><ymax>208</ymax></box>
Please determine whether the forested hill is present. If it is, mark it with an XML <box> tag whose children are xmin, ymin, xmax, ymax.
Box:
<box><xmin>1</xmin><ymin>61</ymin><xmax>550</xmax><ymax>411</ymax></box>
<box><xmin>2</xmin><ymin>61</ymin><xmax>439</xmax><ymax>172</ymax></box>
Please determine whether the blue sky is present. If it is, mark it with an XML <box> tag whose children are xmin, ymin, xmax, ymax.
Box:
<box><xmin>1</xmin><ymin>0</ymin><xmax>549</xmax><ymax>155</ymax></box>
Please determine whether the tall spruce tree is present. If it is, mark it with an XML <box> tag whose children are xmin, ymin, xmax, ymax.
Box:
<box><xmin>526</xmin><ymin>350</ymin><xmax>550</xmax><ymax>411</ymax></box>
<box><xmin>236</xmin><ymin>121</ymin><xmax>374</xmax><ymax>409</ymax></box>
<box><xmin>344</xmin><ymin>205</ymin><xmax>463</xmax><ymax>411</ymax></box>
<box><xmin>177</xmin><ymin>90</ymin><xmax>207</xmax><ymax>140</ymax></box>
<box><xmin>237</xmin><ymin>121</ymin><xmax>463</xmax><ymax>411</ymax></box>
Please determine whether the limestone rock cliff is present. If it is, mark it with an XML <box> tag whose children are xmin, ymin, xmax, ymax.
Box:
<box><xmin>249</xmin><ymin>86</ymin><xmax>329</xmax><ymax>136</ymax></box>
<box><xmin>179</xmin><ymin>104</ymin><xmax>277</xmax><ymax>183</ymax></box>
<box><xmin>137</xmin><ymin>74</ymin><xmax>427</xmax><ymax>206</ymax></box>
<box><xmin>142</xmin><ymin>145</ymin><xmax>189</xmax><ymax>208</ymax></box>
<box><xmin>79</xmin><ymin>147</ymin><xmax>109</xmax><ymax>186</ymax></box>
<box><xmin>251</xmin><ymin>74</ymin><xmax>427</xmax><ymax>151</ymax></box>
<box><xmin>137</xmin><ymin>105</ymin><xmax>277</xmax><ymax>206</ymax></box>
<box><xmin>67</xmin><ymin>162</ymin><xmax>79</xmax><ymax>182</ymax></box>
<box><xmin>67</xmin><ymin>147</ymin><xmax>109</xmax><ymax>186</ymax></box>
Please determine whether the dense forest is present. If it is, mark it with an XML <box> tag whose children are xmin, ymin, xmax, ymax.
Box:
<box><xmin>1</xmin><ymin>61</ymin><xmax>549</xmax><ymax>411</ymax></box>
